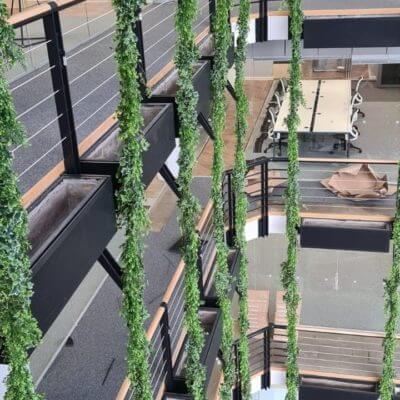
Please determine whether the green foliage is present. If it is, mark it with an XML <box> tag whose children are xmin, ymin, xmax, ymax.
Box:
<box><xmin>0</xmin><ymin>3</ymin><xmax>42</xmax><ymax>399</ymax></box>
<box><xmin>113</xmin><ymin>0</ymin><xmax>152</xmax><ymax>398</ymax></box>
<box><xmin>210</xmin><ymin>0</ymin><xmax>234</xmax><ymax>398</ymax></box>
<box><xmin>281</xmin><ymin>1</ymin><xmax>303</xmax><ymax>399</ymax></box>
<box><xmin>380</xmin><ymin>162</ymin><xmax>400</xmax><ymax>400</ymax></box>
<box><xmin>232</xmin><ymin>0</ymin><xmax>251</xmax><ymax>397</ymax></box>
<box><xmin>174</xmin><ymin>0</ymin><xmax>206</xmax><ymax>398</ymax></box>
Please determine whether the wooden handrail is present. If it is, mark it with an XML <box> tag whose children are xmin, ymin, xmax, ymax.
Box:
<box><xmin>297</xmin><ymin>324</ymin><xmax>400</xmax><ymax>340</ymax></box>
<box><xmin>116</xmin><ymin>200</ymin><xmax>214</xmax><ymax>399</ymax></box>
<box><xmin>298</xmin><ymin>157</ymin><xmax>398</xmax><ymax>165</ymax></box>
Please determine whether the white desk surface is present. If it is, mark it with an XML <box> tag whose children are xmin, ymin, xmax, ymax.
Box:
<box><xmin>313</xmin><ymin>79</ymin><xmax>352</xmax><ymax>134</ymax></box>
<box><xmin>274</xmin><ymin>80</ymin><xmax>318</xmax><ymax>133</ymax></box>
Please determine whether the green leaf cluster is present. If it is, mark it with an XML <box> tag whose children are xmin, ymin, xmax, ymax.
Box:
<box><xmin>281</xmin><ymin>1</ymin><xmax>303</xmax><ymax>400</ymax></box>
<box><xmin>232</xmin><ymin>0</ymin><xmax>251</xmax><ymax>397</ymax></box>
<box><xmin>174</xmin><ymin>0</ymin><xmax>206</xmax><ymax>399</ymax></box>
<box><xmin>113</xmin><ymin>0</ymin><xmax>152</xmax><ymax>398</ymax></box>
<box><xmin>380</xmin><ymin>162</ymin><xmax>400</xmax><ymax>400</ymax></box>
<box><xmin>0</xmin><ymin>3</ymin><xmax>42</xmax><ymax>399</ymax></box>
<box><xmin>210</xmin><ymin>0</ymin><xmax>234</xmax><ymax>398</ymax></box>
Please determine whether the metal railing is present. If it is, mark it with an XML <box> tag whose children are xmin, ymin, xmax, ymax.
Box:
<box><xmin>8</xmin><ymin>0</ymin><xmax>213</xmax><ymax>201</ymax></box>
<box><xmin>224</xmin><ymin>157</ymin><xmax>398</xmax><ymax>241</ymax></box>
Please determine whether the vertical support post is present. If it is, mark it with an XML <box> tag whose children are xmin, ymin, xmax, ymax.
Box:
<box><xmin>233</xmin><ymin>343</ymin><xmax>242</xmax><ymax>400</ymax></box>
<box><xmin>261</xmin><ymin>327</ymin><xmax>271</xmax><ymax>389</ymax></box>
<box><xmin>208</xmin><ymin>0</ymin><xmax>216</xmax><ymax>33</ymax></box>
<box><xmin>197</xmin><ymin>232</ymin><xmax>206</xmax><ymax>300</ymax></box>
<box><xmin>98</xmin><ymin>249</ymin><xmax>123</xmax><ymax>289</ymax></box>
<box><xmin>258</xmin><ymin>159</ymin><xmax>269</xmax><ymax>237</ymax></box>
<box><xmin>43</xmin><ymin>2</ymin><xmax>80</xmax><ymax>174</ymax></box>
<box><xmin>226</xmin><ymin>172</ymin><xmax>236</xmax><ymax>247</ymax></box>
<box><xmin>133</xmin><ymin>9</ymin><xmax>147</xmax><ymax>96</ymax></box>
<box><xmin>160</xmin><ymin>302</ymin><xmax>174</xmax><ymax>392</ymax></box>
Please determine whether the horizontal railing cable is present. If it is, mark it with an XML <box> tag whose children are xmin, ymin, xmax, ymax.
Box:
<box><xmin>16</xmin><ymin>90</ymin><xmax>59</xmax><ymax>120</ymax></box>
<box><xmin>69</xmin><ymin>52</ymin><xmax>115</xmax><ymax>85</ymax></box>
<box><xmin>71</xmin><ymin>73</ymin><xmax>116</xmax><ymax>108</ymax></box>
<box><xmin>11</xmin><ymin>65</ymin><xmax>55</xmax><ymax>93</ymax></box>
<box><xmin>75</xmin><ymin>91</ymin><xmax>118</xmax><ymax>130</ymax></box>
<box><xmin>62</xmin><ymin>8</ymin><xmax>115</xmax><ymax>37</ymax></box>
<box><xmin>67</xmin><ymin>28</ymin><xmax>115</xmax><ymax>60</ymax></box>
<box><xmin>18</xmin><ymin>137</ymin><xmax>66</xmax><ymax>178</ymax></box>
<box><xmin>12</xmin><ymin>114</ymin><xmax>64</xmax><ymax>154</ymax></box>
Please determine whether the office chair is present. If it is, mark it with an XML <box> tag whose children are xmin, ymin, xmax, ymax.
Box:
<box><xmin>353</xmin><ymin>77</ymin><xmax>365</xmax><ymax>118</ymax></box>
<box><xmin>331</xmin><ymin>109</ymin><xmax>362</xmax><ymax>154</ymax></box>
<box><xmin>263</xmin><ymin>108</ymin><xmax>287</xmax><ymax>156</ymax></box>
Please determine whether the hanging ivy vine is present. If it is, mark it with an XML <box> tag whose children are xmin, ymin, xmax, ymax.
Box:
<box><xmin>232</xmin><ymin>0</ymin><xmax>251</xmax><ymax>397</ymax></box>
<box><xmin>0</xmin><ymin>4</ymin><xmax>42</xmax><ymax>399</ymax></box>
<box><xmin>174</xmin><ymin>0</ymin><xmax>206</xmax><ymax>398</ymax></box>
<box><xmin>380</xmin><ymin>162</ymin><xmax>400</xmax><ymax>400</ymax></box>
<box><xmin>281</xmin><ymin>1</ymin><xmax>303</xmax><ymax>399</ymax></box>
<box><xmin>210</xmin><ymin>0</ymin><xmax>234</xmax><ymax>398</ymax></box>
<box><xmin>113</xmin><ymin>0</ymin><xmax>152</xmax><ymax>398</ymax></box>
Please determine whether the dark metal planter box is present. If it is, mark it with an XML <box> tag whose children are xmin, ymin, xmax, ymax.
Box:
<box><xmin>149</xmin><ymin>61</ymin><xmax>212</xmax><ymax>121</ymax></box>
<box><xmin>172</xmin><ymin>307</ymin><xmax>222</xmax><ymax>393</ymax></box>
<box><xmin>80</xmin><ymin>103</ymin><xmax>175</xmax><ymax>190</ymax></box>
<box><xmin>299</xmin><ymin>383</ymin><xmax>379</xmax><ymax>400</ymax></box>
<box><xmin>300</xmin><ymin>218</ymin><xmax>391</xmax><ymax>253</ymax></box>
<box><xmin>28</xmin><ymin>175</ymin><xmax>116</xmax><ymax>334</ymax></box>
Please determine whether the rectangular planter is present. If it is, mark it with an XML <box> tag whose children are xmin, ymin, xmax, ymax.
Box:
<box><xmin>303</xmin><ymin>16</ymin><xmax>400</xmax><ymax>48</ymax></box>
<box><xmin>150</xmin><ymin>61</ymin><xmax>212</xmax><ymax>121</ymax></box>
<box><xmin>80</xmin><ymin>103</ymin><xmax>175</xmax><ymax>189</ymax></box>
<box><xmin>300</xmin><ymin>218</ymin><xmax>391</xmax><ymax>253</ymax></box>
<box><xmin>172</xmin><ymin>307</ymin><xmax>222</xmax><ymax>393</ymax></box>
<box><xmin>29</xmin><ymin>175</ymin><xmax>116</xmax><ymax>334</ymax></box>
<box><xmin>299</xmin><ymin>382</ymin><xmax>379</xmax><ymax>400</ymax></box>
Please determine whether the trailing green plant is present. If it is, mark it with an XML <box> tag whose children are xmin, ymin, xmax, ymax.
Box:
<box><xmin>281</xmin><ymin>1</ymin><xmax>303</xmax><ymax>400</ymax></box>
<box><xmin>174</xmin><ymin>0</ymin><xmax>206</xmax><ymax>399</ymax></box>
<box><xmin>113</xmin><ymin>0</ymin><xmax>152</xmax><ymax>398</ymax></box>
<box><xmin>210</xmin><ymin>0</ymin><xmax>234</xmax><ymax>398</ymax></box>
<box><xmin>0</xmin><ymin>4</ymin><xmax>42</xmax><ymax>399</ymax></box>
<box><xmin>232</xmin><ymin>0</ymin><xmax>251</xmax><ymax>397</ymax></box>
<box><xmin>380</xmin><ymin>162</ymin><xmax>400</xmax><ymax>400</ymax></box>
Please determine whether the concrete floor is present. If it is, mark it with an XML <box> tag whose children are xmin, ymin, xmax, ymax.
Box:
<box><xmin>248</xmin><ymin>235</ymin><xmax>393</xmax><ymax>332</ymax></box>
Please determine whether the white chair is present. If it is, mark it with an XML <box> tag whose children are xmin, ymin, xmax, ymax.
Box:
<box><xmin>353</xmin><ymin>77</ymin><xmax>365</xmax><ymax>118</ymax></box>
<box><xmin>264</xmin><ymin>108</ymin><xmax>287</xmax><ymax>156</ymax></box>
<box><xmin>331</xmin><ymin>109</ymin><xmax>362</xmax><ymax>154</ymax></box>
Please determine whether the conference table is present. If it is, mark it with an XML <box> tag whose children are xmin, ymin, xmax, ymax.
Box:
<box><xmin>273</xmin><ymin>79</ymin><xmax>353</xmax><ymax>157</ymax></box>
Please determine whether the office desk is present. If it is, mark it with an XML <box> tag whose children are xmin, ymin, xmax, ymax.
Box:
<box><xmin>274</xmin><ymin>80</ymin><xmax>318</xmax><ymax>134</ymax></box>
<box><xmin>272</xmin><ymin>79</ymin><xmax>353</xmax><ymax>157</ymax></box>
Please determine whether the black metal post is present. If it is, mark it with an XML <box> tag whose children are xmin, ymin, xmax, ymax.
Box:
<box><xmin>258</xmin><ymin>159</ymin><xmax>269</xmax><ymax>237</ymax></box>
<box><xmin>261</xmin><ymin>327</ymin><xmax>271</xmax><ymax>389</ymax></box>
<box><xmin>160</xmin><ymin>164</ymin><xmax>180</xmax><ymax>198</ymax></box>
<box><xmin>133</xmin><ymin>9</ymin><xmax>148</xmax><ymax>96</ymax></box>
<box><xmin>226</xmin><ymin>172</ymin><xmax>236</xmax><ymax>246</ymax></box>
<box><xmin>198</xmin><ymin>112</ymin><xmax>215</xmax><ymax>140</ymax></box>
<box><xmin>197</xmin><ymin>233</ymin><xmax>206</xmax><ymax>300</ymax></box>
<box><xmin>98</xmin><ymin>249</ymin><xmax>123</xmax><ymax>289</ymax></box>
<box><xmin>160</xmin><ymin>302</ymin><xmax>175</xmax><ymax>391</ymax></box>
<box><xmin>43</xmin><ymin>2</ymin><xmax>80</xmax><ymax>174</ymax></box>
<box><xmin>208</xmin><ymin>0</ymin><xmax>216</xmax><ymax>32</ymax></box>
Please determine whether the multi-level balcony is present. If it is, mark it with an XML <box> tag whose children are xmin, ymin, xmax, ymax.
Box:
<box><xmin>2</xmin><ymin>0</ymin><xmax>400</xmax><ymax>399</ymax></box>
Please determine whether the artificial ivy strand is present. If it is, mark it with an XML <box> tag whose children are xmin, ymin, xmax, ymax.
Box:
<box><xmin>380</xmin><ymin>162</ymin><xmax>400</xmax><ymax>400</ymax></box>
<box><xmin>210</xmin><ymin>0</ymin><xmax>234</xmax><ymax>398</ymax></box>
<box><xmin>0</xmin><ymin>4</ymin><xmax>42</xmax><ymax>399</ymax></box>
<box><xmin>232</xmin><ymin>0</ymin><xmax>251</xmax><ymax>396</ymax></box>
<box><xmin>113</xmin><ymin>0</ymin><xmax>152</xmax><ymax>398</ymax></box>
<box><xmin>281</xmin><ymin>1</ymin><xmax>303</xmax><ymax>399</ymax></box>
<box><xmin>174</xmin><ymin>0</ymin><xmax>206</xmax><ymax>398</ymax></box>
